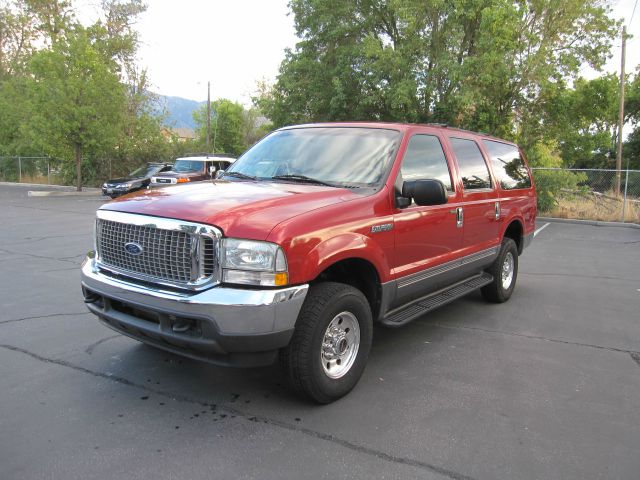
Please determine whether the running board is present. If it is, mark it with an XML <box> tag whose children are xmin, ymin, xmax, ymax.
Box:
<box><xmin>380</xmin><ymin>273</ymin><xmax>494</xmax><ymax>328</ymax></box>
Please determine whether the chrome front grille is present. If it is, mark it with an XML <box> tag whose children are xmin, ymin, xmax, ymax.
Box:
<box><xmin>95</xmin><ymin>211</ymin><xmax>221</xmax><ymax>290</ymax></box>
<box><xmin>97</xmin><ymin>220</ymin><xmax>193</xmax><ymax>282</ymax></box>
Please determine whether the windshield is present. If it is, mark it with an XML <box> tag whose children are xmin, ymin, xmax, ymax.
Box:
<box><xmin>129</xmin><ymin>164</ymin><xmax>164</xmax><ymax>178</ymax></box>
<box><xmin>173</xmin><ymin>159</ymin><xmax>204</xmax><ymax>173</ymax></box>
<box><xmin>227</xmin><ymin>127</ymin><xmax>400</xmax><ymax>187</ymax></box>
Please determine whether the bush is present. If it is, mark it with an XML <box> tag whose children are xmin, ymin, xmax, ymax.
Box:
<box><xmin>525</xmin><ymin>141</ymin><xmax>588</xmax><ymax>212</ymax></box>
<box><xmin>531</xmin><ymin>169</ymin><xmax>588</xmax><ymax>212</ymax></box>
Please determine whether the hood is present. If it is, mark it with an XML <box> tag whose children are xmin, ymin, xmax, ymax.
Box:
<box><xmin>106</xmin><ymin>176</ymin><xmax>139</xmax><ymax>184</ymax></box>
<box><xmin>101</xmin><ymin>180</ymin><xmax>361</xmax><ymax>239</ymax></box>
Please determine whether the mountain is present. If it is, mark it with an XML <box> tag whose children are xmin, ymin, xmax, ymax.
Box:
<box><xmin>152</xmin><ymin>95</ymin><xmax>204</xmax><ymax>130</ymax></box>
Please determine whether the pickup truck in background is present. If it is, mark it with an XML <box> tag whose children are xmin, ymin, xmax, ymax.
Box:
<box><xmin>150</xmin><ymin>154</ymin><xmax>236</xmax><ymax>187</ymax></box>
<box><xmin>81</xmin><ymin>122</ymin><xmax>536</xmax><ymax>403</ymax></box>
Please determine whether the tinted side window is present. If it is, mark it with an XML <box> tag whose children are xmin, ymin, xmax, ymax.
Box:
<box><xmin>400</xmin><ymin>135</ymin><xmax>453</xmax><ymax>191</ymax></box>
<box><xmin>483</xmin><ymin>140</ymin><xmax>531</xmax><ymax>190</ymax></box>
<box><xmin>450</xmin><ymin>137</ymin><xmax>492</xmax><ymax>190</ymax></box>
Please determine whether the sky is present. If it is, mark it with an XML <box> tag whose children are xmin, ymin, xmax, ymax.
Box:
<box><xmin>78</xmin><ymin>0</ymin><xmax>640</xmax><ymax>104</ymax></box>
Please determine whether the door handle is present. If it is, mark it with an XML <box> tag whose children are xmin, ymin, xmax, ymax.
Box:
<box><xmin>495</xmin><ymin>201</ymin><xmax>501</xmax><ymax>220</ymax></box>
<box><xmin>451</xmin><ymin>207</ymin><xmax>463</xmax><ymax>228</ymax></box>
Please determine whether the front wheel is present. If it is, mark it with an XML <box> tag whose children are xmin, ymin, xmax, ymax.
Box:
<box><xmin>481</xmin><ymin>238</ymin><xmax>519</xmax><ymax>303</ymax></box>
<box><xmin>280</xmin><ymin>282</ymin><xmax>373</xmax><ymax>404</ymax></box>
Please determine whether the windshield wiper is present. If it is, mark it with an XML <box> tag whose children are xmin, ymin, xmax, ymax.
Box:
<box><xmin>270</xmin><ymin>174</ymin><xmax>334</xmax><ymax>187</ymax></box>
<box><xmin>222</xmin><ymin>171</ymin><xmax>257</xmax><ymax>180</ymax></box>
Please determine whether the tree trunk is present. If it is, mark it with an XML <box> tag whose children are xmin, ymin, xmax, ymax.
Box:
<box><xmin>75</xmin><ymin>144</ymin><xmax>82</xmax><ymax>192</ymax></box>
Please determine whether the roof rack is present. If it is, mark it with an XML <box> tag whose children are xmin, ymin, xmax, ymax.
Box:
<box><xmin>421</xmin><ymin>123</ymin><xmax>497</xmax><ymax>138</ymax></box>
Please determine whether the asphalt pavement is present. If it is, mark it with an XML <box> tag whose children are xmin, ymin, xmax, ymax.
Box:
<box><xmin>1</xmin><ymin>183</ymin><xmax>639</xmax><ymax>480</ymax></box>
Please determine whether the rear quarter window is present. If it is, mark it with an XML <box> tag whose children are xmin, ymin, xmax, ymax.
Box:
<box><xmin>483</xmin><ymin>140</ymin><xmax>531</xmax><ymax>190</ymax></box>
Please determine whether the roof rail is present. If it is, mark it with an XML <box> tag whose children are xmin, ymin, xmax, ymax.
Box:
<box><xmin>181</xmin><ymin>152</ymin><xmax>236</xmax><ymax>158</ymax></box>
<box><xmin>421</xmin><ymin>123</ymin><xmax>497</xmax><ymax>138</ymax></box>
<box><xmin>182</xmin><ymin>152</ymin><xmax>213</xmax><ymax>157</ymax></box>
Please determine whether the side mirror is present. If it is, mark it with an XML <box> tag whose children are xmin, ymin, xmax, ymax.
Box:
<box><xmin>400</xmin><ymin>179</ymin><xmax>447</xmax><ymax>207</ymax></box>
<box><xmin>215</xmin><ymin>170</ymin><xmax>225</xmax><ymax>179</ymax></box>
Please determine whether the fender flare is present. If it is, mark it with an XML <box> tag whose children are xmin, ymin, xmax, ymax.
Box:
<box><xmin>298</xmin><ymin>233</ymin><xmax>389</xmax><ymax>283</ymax></box>
<box><xmin>501</xmin><ymin>216</ymin><xmax>525</xmax><ymax>252</ymax></box>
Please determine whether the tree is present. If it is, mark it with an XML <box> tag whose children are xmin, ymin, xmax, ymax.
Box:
<box><xmin>0</xmin><ymin>0</ymin><xmax>177</xmax><ymax>187</ymax></box>
<box><xmin>193</xmin><ymin>99</ymin><xmax>246</xmax><ymax>155</ymax></box>
<box><xmin>27</xmin><ymin>26</ymin><xmax>125</xmax><ymax>190</ymax></box>
<box><xmin>24</xmin><ymin>0</ymin><xmax>75</xmax><ymax>44</ymax></box>
<box><xmin>242</xmin><ymin>107</ymin><xmax>271</xmax><ymax>148</ymax></box>
<box><xmin>539</xmin><ymin>75</ymin><xmax>620</xmax><ymax>169</ymax></box>
<box><xmin>263</xmin><ymin>0</ymin><xmax>618</xmax><ymax>145</ymax></box>
<box><xmin>0</xmin><ymin>0</ymin><xmax>39</xmax><ymax>78</ymax></box>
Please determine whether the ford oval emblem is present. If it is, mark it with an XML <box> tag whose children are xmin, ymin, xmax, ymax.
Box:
<box><xmin>124</xmin><ymin>242</ymin><xmax>143</xmax><ymax>256</ymax></box>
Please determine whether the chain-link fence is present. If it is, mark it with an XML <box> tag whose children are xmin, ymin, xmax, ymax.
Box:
<box><xmin>1</xmin><ymin>158</ymin><xmax>638</xmax><ymax>223</ymax></box>
<box><xmin>0</xmin><ymin>157</ymin><xmax>67</xmax><ymax>185</ymax></box>
<box><xmin>531</xmin><ymin>168</ymin><xmax>640</xmax><ymax>224</ymax></box>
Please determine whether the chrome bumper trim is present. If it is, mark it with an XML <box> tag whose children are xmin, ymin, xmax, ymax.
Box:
<box><xmin>82</xmin><ymin>257</ymin><xmax>308</xmax><ymax>336</ymax></box>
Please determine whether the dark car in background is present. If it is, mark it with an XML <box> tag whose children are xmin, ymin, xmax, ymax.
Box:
<box><xmin>150</xmin><ymin>155</ymin><xmax>236</xmax><ymax>187</ymax></box>
<box><xmin>102</xmin><ymin>163</ymin><xmax>173</xmax><ymax>198</ymax></box>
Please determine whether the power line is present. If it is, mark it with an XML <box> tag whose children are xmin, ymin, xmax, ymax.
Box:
<box><xmin>630</xmin><ymin>0</ymin><xmax>639</xmax><ymax>26</ymax></box>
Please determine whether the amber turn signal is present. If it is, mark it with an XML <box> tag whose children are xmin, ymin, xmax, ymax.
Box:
<box><xmin>274</xmin><ymin>272</ymin><xmax>289</xmax><ymax>287</ymax></box>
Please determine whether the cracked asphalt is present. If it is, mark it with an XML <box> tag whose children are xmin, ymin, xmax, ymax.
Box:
<box><xmin>1</xmin><ymin>183</ymin><xmax>639</xmax><ymax>480</ymax></box>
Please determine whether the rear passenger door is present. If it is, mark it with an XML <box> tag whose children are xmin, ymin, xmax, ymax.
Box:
<box><xmin>447</xmin><ymin>136</ymin><xmax>501</xmax><ymax>257</ymax></box>
<box><xmin>483</xmin><ymin>140</ymin><xmax>536</xmax><ymax>234</ymax></box>
<box><xmin>392</xmin><ymin>133</ymin><xmax>464</xmax><ymax>306</ymax></box>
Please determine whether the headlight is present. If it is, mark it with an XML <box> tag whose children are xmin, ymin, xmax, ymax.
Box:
<box><xmin>221</xmin><ymin>239</ymin><xmax>288</xmax><ymax>287</ymax></box>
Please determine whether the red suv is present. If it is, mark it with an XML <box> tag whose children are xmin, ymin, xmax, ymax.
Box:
<box><xmin>81</xmin><ymin>123</ymin><xmax>536</xmax><ymax>403</ymax></box>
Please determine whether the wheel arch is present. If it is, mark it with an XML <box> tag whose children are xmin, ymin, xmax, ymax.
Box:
<box><xmin>502</xmin><ymin>218</ymin><xmax>524</xmax><ymax>254</ymax></box>
<box><xmin>312</xmin><ymin>257</ymin><xmax>383</xmax><ymax>321</ymax></box>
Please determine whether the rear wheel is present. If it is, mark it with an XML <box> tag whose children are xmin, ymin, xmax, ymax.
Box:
<box><xmin>481</xmin><ymin>238</ymin><xmax>518</xmax><ymax>303</ymax></box>
<box><xmin>280</xmin><ymin>282</ymin><xmax>373</xmax><ymax>404</ymax></box>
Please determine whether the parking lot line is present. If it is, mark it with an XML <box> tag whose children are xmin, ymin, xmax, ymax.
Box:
<box><xmin>534</xmin><ymin>222</ymin><xmax>550</xmax><ymax>237</ymax></box>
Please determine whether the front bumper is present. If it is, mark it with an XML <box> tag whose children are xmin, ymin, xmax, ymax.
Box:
<box><xmin>81</xmin><ymin>257</ymin><xmax>308</xmax><ymax>367</ymax></box>
<box><xmin>102</xmin><ymin>185</ymin><xmax>133</xmax><ymax>196</ymax></box>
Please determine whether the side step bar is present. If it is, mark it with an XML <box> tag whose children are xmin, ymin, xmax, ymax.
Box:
<box><xmin>380</xmin><ymin>272</ymin><xmax>493</xmax><ymax>328</ymax></box>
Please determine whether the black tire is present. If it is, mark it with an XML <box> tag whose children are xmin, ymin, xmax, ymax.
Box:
<box><xmin>481</xmin><ymin>238</ymin><xmax>519</xmax><ymax>303</ymax></box>
<box><xmin>280</xmin><ymin>282</ymin><xmax>373</xmax><ymax>404</ymax></box>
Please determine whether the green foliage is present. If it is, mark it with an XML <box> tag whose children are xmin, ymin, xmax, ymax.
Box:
<box><xmin>27</xmin><ymin>26</ymin><xmax>125</xmax><ymax>188</ymax></box>
<box><xmin>193</xmin><ymin>99</ymin><xmax>263</xmax><ymax>156</ymax></box>
<box><xmin>532</xmin><ymin>75</ymin><xmax>620</xmax><ymax>169</ymax></box>
<box><xmin>261</xmin><ymin>0</ymin><xmax>618</xmax><ymax>141</ymax></box>
<box><xmin>0</xmin><ymin>0</ymin><xmax>181</xmax><ymax>188</ymax></box>
<box><xmin>527</xmin><ymin>142</ymin><xmax>588</xmax><ymax>212</ymax></box>
<box><xmin>623</xmin><ymin>128</ymin><xmax>640</xmax><ymax>171</ymax></box>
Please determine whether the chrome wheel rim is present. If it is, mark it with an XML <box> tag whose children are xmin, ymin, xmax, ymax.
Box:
<box><xmin>321</xmin><ymin>311</ymin><xmax>360</xmax><ymax>379</ymax></box>
<box><xmin>501</xmin><ymin>252</ymin><xmax>515</xmax><ymax>290</ymax></box>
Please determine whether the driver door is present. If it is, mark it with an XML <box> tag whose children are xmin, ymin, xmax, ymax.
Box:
<box><xmin>391</xmin><ymin>133</ymin><xmax>464</xmax><ymax>307</ymax></box>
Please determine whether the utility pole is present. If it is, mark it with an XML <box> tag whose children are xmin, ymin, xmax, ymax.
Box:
<box><xmin>213</xmin><ymin>108</ymin><xmax>218</xmax><ymax>154</ymax></box>
<box><xmin>615</xmin><ymin>25</ymin><xmax>626</xmax><ymax>196</ymax></box>
<box><xmin>206</xmin><ymin>81</ymin><xmax>211</xmax><ymax>151</ymax></box>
